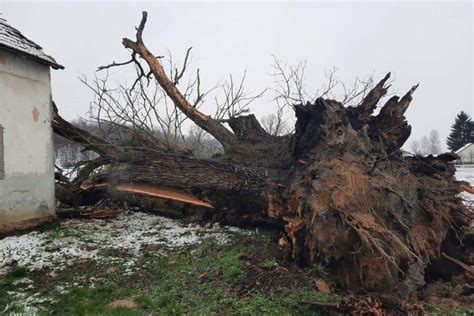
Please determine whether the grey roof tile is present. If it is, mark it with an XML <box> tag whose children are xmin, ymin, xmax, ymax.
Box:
<box><xmin>0</xmin><ymin>17</ymin><xmax>63</xmax><ymax>69</ymax></box>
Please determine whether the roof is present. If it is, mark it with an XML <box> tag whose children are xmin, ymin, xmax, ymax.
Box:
<box><xmin>455</xmin><ymin>143</ymin><xmax>474</xmax><ymax>154</ymax></box>
<box><xmin>0</xmin><ymin>17</ymin><xmax>63</xmax><ymax>69</ymax></box>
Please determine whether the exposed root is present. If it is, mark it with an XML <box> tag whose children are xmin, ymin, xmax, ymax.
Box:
<box><xmin>442</xmin><ymin>252</ymin><xmax>474</xmax><ymax>275</ymax></box>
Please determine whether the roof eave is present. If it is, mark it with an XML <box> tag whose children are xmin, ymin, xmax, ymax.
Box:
<box><xmin>455</xmin><ymin>143</ymin><xmax>474</xmax><ymax>154</ymax></box>
<box><xmin>0</xmin><ymin>44</ymin><xmax>64</xmax><ymax>70</ymax></box>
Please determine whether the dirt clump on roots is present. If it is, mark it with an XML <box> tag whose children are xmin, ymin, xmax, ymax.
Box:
<box><xmin>273</xmin><ymin>98</ymin><xmax>472</xmax><ymax>305</ymax></box>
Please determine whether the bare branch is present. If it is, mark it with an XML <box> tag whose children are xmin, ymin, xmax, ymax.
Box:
<box><xmin>173</xmin><ymin>47</ymin><xmax>193</xmax><ymax>85</ymax></box>
<box><xmin>214</xmin><ymin>71</ymin><xmax>266</xmax><ymax>121</ymax></box>
<box><xmin>96</xmin><ymin>58</ymin><xmax>134</xmax><ymax>72</ymax></box>
<box><xmin>271</xmin><ymin>57</ymin><xmax>376</xmax><ymax>109</ymax></box>
<box><xmin>136</xmin><ymin>11</ymin><xmax>148</xmax><ymax>44</ymax></box>
<box><xmin>119</xmin><ymin>12</ymin><xmax>235</xmax><ymax>147</ymax></box>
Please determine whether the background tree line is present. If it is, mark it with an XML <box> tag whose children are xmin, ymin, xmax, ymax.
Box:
<box><xmin>408</xmin><ymin>111</ymin><xmax>472</xmax><ymax>156</ymax></box>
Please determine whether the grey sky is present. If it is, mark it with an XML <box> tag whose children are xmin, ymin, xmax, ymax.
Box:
<box><xmin>0</xmin><ymin>1</ymin><xmax>472</xmax><ymax>149</ymax></box>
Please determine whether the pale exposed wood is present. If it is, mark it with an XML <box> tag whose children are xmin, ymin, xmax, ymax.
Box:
<box><xmin>460</xmin><ymin>183</ymin><xmax>474</xmax><ymax>194</ymax></box>
<box><xmin>81</xmin><ymin>180</ymin><xmax>214</xmax><ymax>208</ymax></box>
<box><xmin>113</xmin><ymin>183</ymin><xmax>214</xmax><ymax>208</ymax></box>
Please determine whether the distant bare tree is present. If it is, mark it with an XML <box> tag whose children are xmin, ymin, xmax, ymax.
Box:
<box><xmin>420</xmin><ymin>135</ymin><xmax>431</xmax><ymax>155</ymax></box>
<box><xmin>427</xmin><ymin>129</ymin><xmax>442</xmax><ymax>155</ymax></box>
<box><xmin>410</xmin><ymin>129</ymin><xmax>442</xmax><ymax>156</ymax></box>
<box><xmin>186</xmin><ymin>125</ymin><xmax>223</xmax><ymax>158</ymax></box>
<box><xmin>410</xmin><ymin>140</ymin><xmax>422</xmax><ymax>155</ymax></box>
<box><xmin>54</xmin><ymin>118</ymin><xmax>100</xmax><ymax>168</ymax></box>
<box><xmin>261</xmin><ymin>113</ymin><xmax>290</xmax><ymax>136</ymax></box>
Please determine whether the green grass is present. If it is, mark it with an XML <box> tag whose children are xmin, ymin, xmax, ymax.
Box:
<box><xmin>0</xmin><ymin>229</ymin><xmax>339</xmax><ymax>315</ymax></box>
<box><xmin>2</xmin><ymin>225</ymin><xmax>472</xmax><ymax>315</ymax></box>
<box><xmin>7</xmin><ymin>266</ymin><xmax>28</xmax><ymax>278</ymax></box>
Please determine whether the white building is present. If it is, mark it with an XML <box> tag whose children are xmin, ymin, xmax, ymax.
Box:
<box><xmin>0</xmin><ymin>18</ymin><xmax>63</xmax><ymax>233</ymax></box>
<box><xmin>455</xmin><ymin>143</ymin><xmax>474</xmax><ymax>165</ymax></box>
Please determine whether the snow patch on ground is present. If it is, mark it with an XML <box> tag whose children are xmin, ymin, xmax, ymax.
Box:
<box><xmin>456</xmin><ymin>165</ymin><xmax>474</xmax><ymax>185</ymax></box>
<box><xmin>0</xmin><ymin>212</ymin><xmax>250</xmax><ymax>314</ymax></box>
<box><xmin>2</xmin><ymin>291</ymin><xmax>54</xmax><ymax>315</ymax></box>
<box><xmin>0</xmin><ymin>212</ymin><xmax>246</xmax><ymax>273</ymax></box>
<box><xmin>455</xmin><ymin>165</ymin><xmax>474</xmax><ymax>208</ymax></box>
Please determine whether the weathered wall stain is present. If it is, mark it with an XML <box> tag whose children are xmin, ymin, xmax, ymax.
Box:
<box><xmin>0</xmin><ymin>48</ymin><xmax>56</xmax><ymax>234</ymax></box>
<box><xmin>0</xmin><ymin>53</ymin><xmax>6</xmax><ymax>65</ymax></box>
<box><xmin>0</xmin><ymin>213</ymin><xmax>56</xmax><ymax>235</ymax></box>
<box><xmin>32</xmin><ymin>107</ymin><xmax>40</xmax><ymax>122</ymax></box>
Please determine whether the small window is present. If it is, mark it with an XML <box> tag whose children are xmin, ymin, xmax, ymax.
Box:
<box><xmin>0</xmin><ymin>125</ymin><xmax>4</xmax><ymax>179</ymax></box>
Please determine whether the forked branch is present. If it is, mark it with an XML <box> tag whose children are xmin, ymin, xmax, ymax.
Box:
<box><xmin>121</xmin><ymin>11</ymin><xmax>235</xmax><ymax>148</ymax></box>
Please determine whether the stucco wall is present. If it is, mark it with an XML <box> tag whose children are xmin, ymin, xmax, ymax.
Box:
<box><xmin>0</xmin><ymin>49</ymin><xmax>56</xmax><ymax>233</ymax></box>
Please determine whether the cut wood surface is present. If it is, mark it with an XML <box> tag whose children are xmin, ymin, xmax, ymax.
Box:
<box><xmin>113</xmin><ymin>183</ymin><xmax>213</xmax><ymax>208</ymax></box>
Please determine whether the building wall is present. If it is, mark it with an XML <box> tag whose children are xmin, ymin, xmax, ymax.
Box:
<box><xmin>458</xmin><ymin>143</ymin><xmax>474</xmax><ymax>164</ymax></box>
<box><xmin>0</xmin><ymin>49</ymin><xmax>56</xmax><ymax>233</ymax></box>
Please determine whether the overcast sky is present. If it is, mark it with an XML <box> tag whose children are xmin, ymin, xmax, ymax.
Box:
<box><xmin>0</xmin><ymin>1</ymin><xmax>472</xmax><ymax>149</ymax></box>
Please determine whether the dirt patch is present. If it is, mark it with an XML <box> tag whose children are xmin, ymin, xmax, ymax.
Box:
<box><xmin>234</xmin><ymin>233</ymin><xmax>330</xmax><ymax>296</ymax></box>
<box><xmin>0</xmin><ymin>214</ymin><xmax>57</xmax><ymax>236</ymax></box>
<box><xmin>107</xmin><ymin>299</ymin><xmax>136</xmax><ymax>309</ymax></box>
<box><xmin>314</xmin><ymin>278</ymin><xmax>332</xmax><ymax>294</ymax></box>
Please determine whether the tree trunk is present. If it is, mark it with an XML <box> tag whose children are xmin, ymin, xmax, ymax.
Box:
<box><xmin>52</xmin><ymin>11</ymin><xmax>472</xmax><ymax>298</ymax></box>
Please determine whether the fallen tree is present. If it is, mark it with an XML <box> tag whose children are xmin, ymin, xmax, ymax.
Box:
<box><xmin>53</xmin><ymin>11</ymin><xmax>472</xmax><ymax>302</ymax></box>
